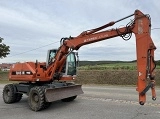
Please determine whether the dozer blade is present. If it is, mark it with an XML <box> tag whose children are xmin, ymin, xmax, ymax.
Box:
<box><xmin>45</xmin><ymin>84</ymin><xmax>83</xmax><ymax>102</ymax></box>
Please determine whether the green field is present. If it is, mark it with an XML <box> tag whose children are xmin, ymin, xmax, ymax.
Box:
<box><xmin>78</xmin><ymin>62</ymin><xmax>137</xmax><ymax>70</ymax></box>
<box><xmin>78</xmin><ymin>60</ymin><xmax>160</xmax><ymax>70</ymax></box>
<box><xmin>0</xmin><ymin>71</ymin><xmax>8</xmax><ymax>80</ymax></box>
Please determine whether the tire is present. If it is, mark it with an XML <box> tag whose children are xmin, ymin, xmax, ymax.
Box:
<box><xmin>28</xmin><ymin>86</ymin><xmax>51</xmax><ymax>111</ymax></box>
<box><xmin>3</xmin><ymin>84</ymin><xmax>16</xmax><ymax>104</ymax></box>
<box><xmin>61</xmin><ymin>96</ymin><xmax>77</xmax><ymax>102</ymax></box>
<box><xmin>15</xmin><ymin>93</ymin><xmax>23</xmax><ymax>102</ymax></box>
<box><xmin>42</xmin><ymin>102</ymin><xmax>52</xmax><ymax>109</ymax></box>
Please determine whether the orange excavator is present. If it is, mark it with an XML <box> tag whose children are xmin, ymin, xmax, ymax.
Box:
<box><xmin>3</xmin><ymin>10</ymin><xmax>156</xmax><ymax>111</ymax></box>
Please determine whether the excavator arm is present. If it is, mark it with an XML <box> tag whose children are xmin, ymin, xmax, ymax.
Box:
<box><xmin>47</xmin><ymin>10</ymin><xmax>156</xmax><ymax>105</ymax></box>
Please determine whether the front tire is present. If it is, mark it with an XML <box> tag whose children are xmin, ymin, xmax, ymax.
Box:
<box><xmin>28</xmin><ymin>86</ymin><xmax>51</xmax><ymax>111</ymax></box>
<box><xmin>28</xmin><ymin>86</ymin><xmax>45</xmax><ymax>111</ymax></box>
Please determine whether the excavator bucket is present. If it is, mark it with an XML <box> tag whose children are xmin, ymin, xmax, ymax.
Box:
<box><xmin>45</xmin><ymin>84</ymin><xmax>83</xmax><ymax>102</ymax></box>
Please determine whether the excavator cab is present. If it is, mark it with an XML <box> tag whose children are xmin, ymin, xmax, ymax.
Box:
<box><xmin>46</xmin><ymin>49</ymin><xmax>57</xmax><ymax>67</ymax></box>
<box><xmin>46</xmin><ymin>49</ymin><xmax>77</xmax><ymax>76</ymax></box>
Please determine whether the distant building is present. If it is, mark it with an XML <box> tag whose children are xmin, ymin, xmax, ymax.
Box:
<box><xmin>0</xmin><ymin>63</ymin><xmax>12</xmax><ymax>71</ymax></box>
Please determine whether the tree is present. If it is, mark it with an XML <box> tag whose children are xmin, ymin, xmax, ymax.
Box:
<box><xmin>0</xmin><ymin>37</ymin><xmax>10</xmax><ymax>58</ymax></box>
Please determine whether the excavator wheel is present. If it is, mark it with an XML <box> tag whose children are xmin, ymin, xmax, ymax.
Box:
<box><xmin>3</xmin><ymin>84</ymin><xmax>16</xmax><ymax>103</ymax></box>
<box><xmin>3</xmin><ymin>84</ymin><xmax>23</xmax><ymax>104</ymax></box>
<box><xmin>61</xmin><ymin>96</ymin><xmax>77</xmax><ymax>102</ymax></box>
<box><xmin>3</xmin><ymin>84</ymin><xmax>16</xmax><ymax>104</ymax></box>
<box><xmin>28</xmin><ymin>86</ymin><xmax>51</xmax><ymax>111</ymax></box>
<box><xmin>15</xmin><ymin>93</ymin><xmax>23</xmax><ymax>102</ymax></box>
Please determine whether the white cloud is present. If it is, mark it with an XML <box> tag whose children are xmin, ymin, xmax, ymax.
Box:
<box><xmin>0</xmin><ymin>0</ymin><xmax>160</xmax><ymax>63</ymax></box>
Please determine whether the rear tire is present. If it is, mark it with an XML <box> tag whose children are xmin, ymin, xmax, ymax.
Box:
<box><xmin>15</xmin><ymin>93</ymin><xmax>23</xmax><ymax>102</ymax></box>
<box><xmin>3</xmin><ymin>84</ymin><xmax>16</xmax><ymax>104</ymax></box>
<box><xmin>61</xmin><ymin>96</ymin><xmax>77</xmax><ymax>102</ymax></box>
<box><xmin>3</xmin><ymin>84</ymin><xmax>23</xmax><ymax>103</ymax></box>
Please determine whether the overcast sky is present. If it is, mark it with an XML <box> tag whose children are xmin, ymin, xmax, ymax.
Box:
<box><xmin>0</xmin><ymin>0</ymin><xmax>160</xmax><ymax>63</ymax></box>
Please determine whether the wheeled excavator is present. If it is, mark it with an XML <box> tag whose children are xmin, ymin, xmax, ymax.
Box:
<box><xmin>2</xmin><ymin>10</ymin><xmax>157</xmax><ymax>111</ymax></box>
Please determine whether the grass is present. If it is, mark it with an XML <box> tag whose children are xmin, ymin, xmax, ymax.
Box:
<box><xmin>78</xmin><ymin>62</ymin><xmax>137</xmax><ymax>70</ymax></box>
<box><xmin>78</xmin><ymin>61</ymin><xmax>160</xmax><ymax>70</ymax></box>
<box><xmin>0</xmin><ymin>71</ymin><xmax>9</xmax><ymax>80</ymax></box>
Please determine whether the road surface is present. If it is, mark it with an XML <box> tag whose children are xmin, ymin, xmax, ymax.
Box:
<box><xmin>0</xmin><ymin>84</ymin><xmax>160</xmax><ymax>119</ymax></box>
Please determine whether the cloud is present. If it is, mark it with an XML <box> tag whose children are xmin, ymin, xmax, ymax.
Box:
<box><xmin>0</xmin><ymin>0</ymin><xmax>160</xmax><ymax>63</ymax></box>
<box><xmin>78</xmin><ymin>37</ymin><xmax>136</xmax><ymax>61</ymax></box>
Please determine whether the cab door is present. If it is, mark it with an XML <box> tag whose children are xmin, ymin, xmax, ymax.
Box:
<box><xmin>65</xmin><ymin>52</ymin><xmax>77</xmax><ymax>76</ymax></box>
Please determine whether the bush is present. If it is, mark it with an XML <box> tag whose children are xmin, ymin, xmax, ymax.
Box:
<box><xmin>75</xmin><ymin>70</ymin><xmax>160</xmax><ymax>85</ymax></box>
